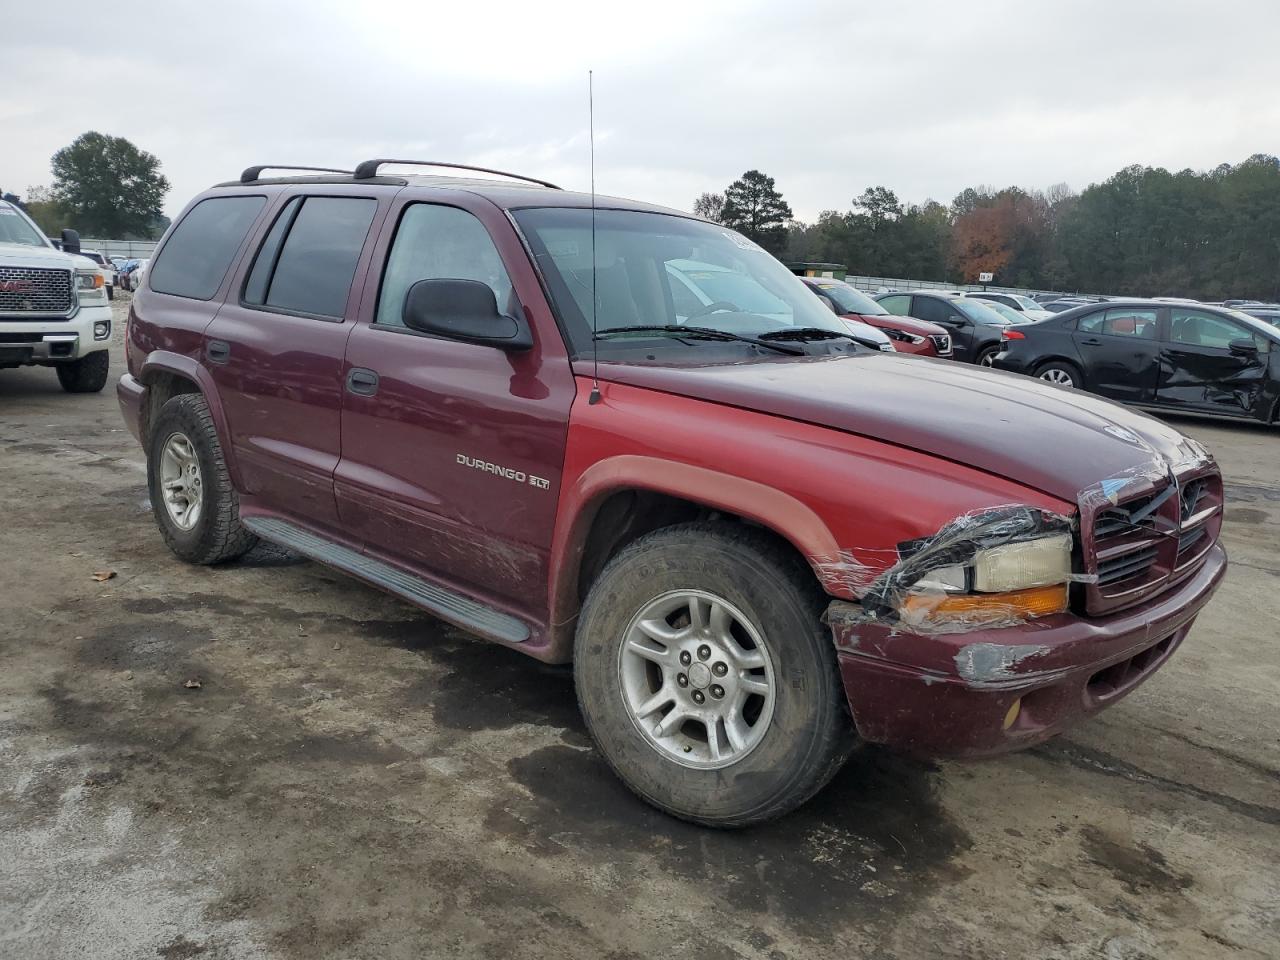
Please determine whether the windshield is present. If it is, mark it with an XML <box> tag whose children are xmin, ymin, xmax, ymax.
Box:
<box><xmin>812</xmin><ymin>281</ymin><xmax>888</xmax><ymax>316</ymax></box>
<box><xmin>1009</xmin><ymin>294</ymin><xmax>1041</xmax><ymax>311</ymax></box>
<box><xmin>956</xmin><ymin>299</ymin><xmax>1011</xmax><ymax>325</ymax></box>
<box><xmin>0</xmin><ymin>203</ymin><xmax>50</xmax><ymax>247</ymax></box>
<box><xmin>512</xmin><ymin>207</ymin><xmax>849</xmax><ymax>354</ymax></box>
<box><xmin>973</xmin><ymin>299</ymin><xmax>1024</xmax><ymax>324</ymax></box>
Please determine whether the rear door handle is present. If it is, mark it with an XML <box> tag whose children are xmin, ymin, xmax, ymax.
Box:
<box><xmin>1078</xmin><ymin>337</ymin><xmax>1102</xmax><ymax>345</ymax></box>
<box><xmin>346</xmin><ymin>367</ymin><xmax>379</xmax><ymax>396</ymax></box>
<box><xmin>207</xmin><ymin>339</ymin><xmax>231</xmax><ymax>363</ymax></box>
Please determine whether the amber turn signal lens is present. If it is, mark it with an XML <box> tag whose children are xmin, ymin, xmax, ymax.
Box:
<box><xmin>901</xmin><ymin>583</ymin><xmax>1069</xmax><ymax>624</ymax></box>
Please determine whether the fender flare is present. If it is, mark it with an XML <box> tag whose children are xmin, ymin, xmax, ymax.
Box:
<box><xmin>138</xmin><ymin>351</ymin><xmax>240</xmax><ymax>485</ymax></box>
<box><xmin>545</xmin><ymin>454</ymin><xmax>847</xmax><ymax>655</ymax></box>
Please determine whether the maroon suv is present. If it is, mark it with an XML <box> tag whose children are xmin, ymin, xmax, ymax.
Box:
<box><xmin>117</xmin><ymin>161</ymin><xmax>1226</xmax><ymax>826</ymax></box>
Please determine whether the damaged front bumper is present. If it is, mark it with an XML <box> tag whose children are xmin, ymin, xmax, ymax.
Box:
<box><xmin>828</xmin><ymin>541</ymin><xmax>1226</xmax><ymax>758</ymax></box>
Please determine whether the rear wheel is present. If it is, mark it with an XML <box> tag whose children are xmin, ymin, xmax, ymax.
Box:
<box><xmin>976</xmin><ymin>345</ymin><xmax>1000</xmax><ymax>367</ymax></box>
<box><xmin>147</xmin><ymin>393</ymin><xmax>257</xmax><ymax>564</ymax></box>
<box><xmin>574</xmin><ymin>523</ymin><xmax>854</xmax><ymax>827</ymax></box>
<box><xmin>1034</xmin><ymin>359</ymin><xmax>1082</xmax><ymax>389</ymax></box>
<box><xmin>56</xmin><ymin>351</ymin><xmax>109</xmax><ymax>393</ymax></box>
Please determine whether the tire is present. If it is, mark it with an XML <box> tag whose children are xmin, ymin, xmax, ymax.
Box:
<box><xmin>56</xmin><ymin>351</ymin><xmax>110</xmax><ymax>393</ymax></box>
<box><xmin>1033</xmin><ymin>359</ymin><xmax>1082</xmax><ymax>389</ymax></box>
<box><xmin>107</xmin><ymin>286</ymin><xmax>114</xmax><ymax>301</ymax></box>
<box><xmin>976</xmin><ymin>345</ymin><xmax>1000</xmax><ymax>367</ymax></box>
<box><xmin>147</xmin><ymin>393</ymin><xmax>257</xmax><ymax>564</ymax></box>
<box><xmin>574</xmin><ymin>522</ymin><xmax>855</xmax><ymax>827</ymax></box>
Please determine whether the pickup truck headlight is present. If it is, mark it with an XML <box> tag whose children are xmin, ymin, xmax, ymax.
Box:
<box><xmin>76</xmin><ymin>269</ymin><xmax>107</xmax><ymax>303</ymax></box>
<box><xmin>901</xmin><ymin>533</ymin><xmax>1072</xmax><ymax>625</ymax></box>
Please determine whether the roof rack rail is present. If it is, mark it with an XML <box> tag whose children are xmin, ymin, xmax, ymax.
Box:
<box><xmin>352</xmin><ymin>159</ymin><xmax>561</xmax><ymax>190</ymax></box>
<box><xmin>239</xmin><ymin>165</ymin><xmax>352</xmax><ymax>184</ymax></box>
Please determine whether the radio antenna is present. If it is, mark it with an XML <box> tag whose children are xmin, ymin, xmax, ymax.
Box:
<box><xmin>587</xmin><ymin>69</ymin><xmax>602</xmax><ymax>405</ymax></box>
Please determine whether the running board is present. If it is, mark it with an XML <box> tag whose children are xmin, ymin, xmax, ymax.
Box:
<box><xmin>241</xmin><ymin>516</ymin><xmax>530</xmax><ymax>644</ymax></box>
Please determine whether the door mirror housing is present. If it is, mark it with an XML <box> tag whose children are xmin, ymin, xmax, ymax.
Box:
<box><xmin>947</xmin><ymin>312</ymin><xmax>969</xmax><ymax>326</ymax></box>
<box><xmin>402</xmin><ymin>279</ymin><xmax>532</xmax><ymax>350</ymax></box>
<box><xmin>816</xmin><ymin>294</ymin><xmax>840</xmax><ymax>314</ymax></box>
<box><xmin>1228</xmin><ymin>337</ymin><xmax>1259</xmax><ymax>357</ymax></box>
<box><xmin>60</xmin><ymin>228</ymin><xmax>81</xmax><ymax>255</ymax></box>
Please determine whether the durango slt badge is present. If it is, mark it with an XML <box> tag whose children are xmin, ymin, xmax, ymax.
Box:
<box><xmin>456</xmin><ymin>453</ymin><xmax>551</xmax><ymax>490</ymax></box>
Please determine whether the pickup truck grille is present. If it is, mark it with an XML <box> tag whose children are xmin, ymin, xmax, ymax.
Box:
<box><xmin>1080</xmin><ymin>467</ymin><xmax>1222</xmax><ymax>616</ymax></box>
<box><xmin>0</xmin><ymin>267</ymin><xmax>74</xmax><ymax>314</ymax></box>
<box><xmin>928</xmin><ymin>334</ymin><xmax>952</xmax><ymax>355</ymax></box>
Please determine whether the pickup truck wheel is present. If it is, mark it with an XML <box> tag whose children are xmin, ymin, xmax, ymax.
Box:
<box><xmin>147</xmin><ymin>393</ymin><xmax>257</xmax><ymax>564</ymax></box>
<box><xmin>56</xmin><ymin>351</ymin><xmax>109</xmax><ymax>393</ymax></box>
<box><xmin>574</xmin><ymin>523</ymin><xmax>854</xmax><ymax>827</ymax></box>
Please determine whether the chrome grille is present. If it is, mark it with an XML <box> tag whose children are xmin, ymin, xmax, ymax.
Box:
<box><xmin>1081</xmin><ymin>468</ymin><xmax>1222</xmax><ymax>615</ymax></box>
<box><xmin>0</xmin><ymin>266</ymin><xmax>73</xmax><ymax>314</ymax></box>
<box><xmin>928</xmin><ymin>334</ymin><xmax>952</xmax><ymax>355</ymax></box>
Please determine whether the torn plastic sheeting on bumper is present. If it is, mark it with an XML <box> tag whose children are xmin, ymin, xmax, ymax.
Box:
<box><xmin>824</xmin><ymin>503</ymin><xmax>1098</xmax><ymax>637</ymax></box>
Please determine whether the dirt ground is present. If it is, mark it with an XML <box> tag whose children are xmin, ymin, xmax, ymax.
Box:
<box><xmin>1</xmin><ymin>295</ymin><xmax>1277</xmax><ymax>960</ymax></box>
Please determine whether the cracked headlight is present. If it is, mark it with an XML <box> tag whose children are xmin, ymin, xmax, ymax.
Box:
<box><xmin>901</xmin><ymin>533</ymin><xmax>1073</xmax><ymax>626</ymax></box>
<box><xmin>972</xmin><ymin>534</ymin><xmax>1072</xmax><ymax>593</ymax></box>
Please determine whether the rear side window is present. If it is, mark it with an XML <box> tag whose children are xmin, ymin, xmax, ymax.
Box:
<box><xmin>879</xmin><ymin>295</ymin><xmax>909</xmax><ymax>315</ymax></box>
<box><xmin>246</xmin><ymin>196</ymin><xmax>377</xmax><ymax>318</ymax></box>
<box><xmin>1079</xmin><ymin>308</ymin><xmax>1158</xmax><ymax>338</ymax></box>
<box><xmin>149</xmin><ymin>196</ymin><xmax>266</xmax><ymax>300</ymax></box>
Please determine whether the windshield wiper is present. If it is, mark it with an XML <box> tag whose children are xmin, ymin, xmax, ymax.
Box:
<box><xmin>759</xmin><ymin>327</ymin><xmax>881</xmax><ymax>349</ymax></box>
<box><xmin>594</xmin><ymin>324</ymin><xmax>805</xmax><ymax>356</ymax></box>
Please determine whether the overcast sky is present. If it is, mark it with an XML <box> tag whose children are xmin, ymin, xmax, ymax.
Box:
<box><xmin>5</xmin><ymin>0</ymin><xmax>1278</xmax><ymax>222</ymax></box>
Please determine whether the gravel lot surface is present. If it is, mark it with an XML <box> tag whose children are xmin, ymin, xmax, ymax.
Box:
<box><xmin>1</xmin><ymin>295</ymin><xmax>1277</xmax><ymax>959</ymax></box>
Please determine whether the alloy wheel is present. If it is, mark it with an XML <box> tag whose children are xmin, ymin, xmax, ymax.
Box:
<box><xmin>617</xmin><ymin>589</ymin><xmax>776</xmax><ymax>769</ymax></box>
<box><xmin>158</xmin><ymin>431</ymin><xmax>203</xmax><ymax>530</ymax></box>
<box><xmin>1040</xmin><ymin>367</ymin><xmax>1076</xmax><ymax>388</ymax></box>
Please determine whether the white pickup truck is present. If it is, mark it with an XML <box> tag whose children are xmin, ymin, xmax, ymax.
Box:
<box><xmin>0</xmin><ymin>200</ymin><xmax>112</xmax><ymax>392</ymax></box>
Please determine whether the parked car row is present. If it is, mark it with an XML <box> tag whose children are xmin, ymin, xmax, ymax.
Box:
<box><xmin>116</xmin><ymin>257</ymin><xmax>150</xmax><ymax>291</ymax></box>
<box><xmin>993</xmin><ymin>300</ymin><xmax>1280</xmax><ymax>423</ymax></box>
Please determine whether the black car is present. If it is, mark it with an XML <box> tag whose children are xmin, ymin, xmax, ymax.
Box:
<box><xmin>994</xmin><ymin>300</ymin><xmax>1280</xmax><ymax>423</ymax></box>
<box><xmin>874</xmin><ymin>291</ymin><xmax>1010</xmax><ymax>365</ymax></box>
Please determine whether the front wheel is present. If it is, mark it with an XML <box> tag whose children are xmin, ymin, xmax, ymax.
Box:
<box><xmin>574</xmin><ymin>523</ymin><xmax>854</xmax><ymax>827</ymax></box>
<box><xmin>56</xmin><ymin>351</ymin><xmax>109</xmax><ymax>393</ymax></box>
<box><xmin>976</xmin><ymin>345</ymin><xmax>1000</xmax><ymax>367</ymax></box>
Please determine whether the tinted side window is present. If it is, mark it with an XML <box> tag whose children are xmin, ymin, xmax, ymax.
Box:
<box><xmin>911</xmin><ymin>296</ymin><xmax>952</xmax><ymax>324</ymax></box>
<box><xmin>259</xmin><ymin>197</ymin><xmax>377</xmax><ymax>318</ymax></box>
<box><xmin>879</xmin><ymin>295</ymin><xmax>909</xmax><ymax>315</ymax></box>
<box><xmin>1079</xmin><ymin>308</ymin><xmax>1158</xmax><ymax>338</ymax></box>
<box><xmin>149</xmin><ymin>196</ymin><xmax>266</xmax><ymax>300</ymax></box>
<box><xmin>243</xmin><ymin>197</ymin><xmax>302</xmax><ymax>305</ymax></box>
<box><xmin>376</xmin><ymin>204</ymin><xmax>513</xmax><ymax>327</ymax></box>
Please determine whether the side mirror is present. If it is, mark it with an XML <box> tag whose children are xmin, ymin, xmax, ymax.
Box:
<box><xmin>948</xmin><ymin>313</ymin><xmax>969</xmax><ymax>325</ymax></box>
<box><xmin>816</xmin><ymin>294</ymin><xmax>840</xmax><ymax>314</ymax></box>
<box><xmin>402</xmin><ymin>279</ymin><xmax>531</xmax><ymax>351</ymax></box>
<box><xmin>1228</xmin><ymin>338</ymin><xmax>1258</xmax><ymax>357</ymax></box>
<box><xmin>60</xmin><ymin>228</ymin><xmax>81</xmax><ymax>255</ymax></box>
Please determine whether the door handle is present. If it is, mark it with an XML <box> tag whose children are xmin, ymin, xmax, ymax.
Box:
<box><xmin>346</xmin><ymin>367</ymin><xmax>379</xmax><ymax>396</ymax></box>
<box><xmin>1078</xmin><ymin>337</ymin><xmax>1101</xmax><ymax>345</ymax></box>
<box><xmin>206</xmin><ymin>339</ymin><xmax>231</xmax><ymax>363</ymax></box>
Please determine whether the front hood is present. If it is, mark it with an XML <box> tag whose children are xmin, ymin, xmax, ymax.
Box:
<box><xmin>0</xmin><ymin>241</ymin><xmax>77</xmax><ymax>270</ymax></box>
<box><xmin>849</xmin><ymin>312</ymin><xmax>946</xmax><ymax>337</ymax></box>
<box><xmin>593</xmin><ymin>353</ymin><xmax>1209</xmax><ymax>505</ymax></box>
